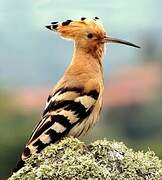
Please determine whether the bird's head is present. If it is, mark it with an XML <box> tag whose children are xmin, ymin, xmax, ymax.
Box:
<box><xmin>46</xmin><ymin>17</ymin><xmax>140</xmax><ymax>50</ymax></box>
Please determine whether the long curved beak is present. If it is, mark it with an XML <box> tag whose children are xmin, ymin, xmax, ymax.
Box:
<box><xmin>104</xmin><ymin>36</ymin><xmax>140</xmax><ymax>48</ymax></box>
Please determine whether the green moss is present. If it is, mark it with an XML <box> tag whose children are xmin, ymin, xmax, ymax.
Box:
<box><xmin>9</xmin><ymin>138</ymin><xmax>162</xmax><ymax>180</ymax></box>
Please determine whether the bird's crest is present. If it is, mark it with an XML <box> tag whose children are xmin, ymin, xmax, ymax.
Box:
<box><xmin>46</xmin><ymin>17</ymin><xmax>106</xmax><ymax>41</ymax></box>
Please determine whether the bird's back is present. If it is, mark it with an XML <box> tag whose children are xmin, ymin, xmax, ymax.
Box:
<box><xmin>21</xmin><ymin>54</ymin><xmax>104</xmax><ymax>160</ymax></box>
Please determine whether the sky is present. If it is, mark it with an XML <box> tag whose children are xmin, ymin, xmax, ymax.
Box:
<box><xmin>0</xmin><ymin>0</ymin><xmax>162</xmax><ymax>87</ymax></box>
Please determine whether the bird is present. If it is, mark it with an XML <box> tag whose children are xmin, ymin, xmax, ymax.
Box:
<box><xmin>13</xmin><ymin>17</ymin><xmax>140</xmax><ymax>172</ymax></box>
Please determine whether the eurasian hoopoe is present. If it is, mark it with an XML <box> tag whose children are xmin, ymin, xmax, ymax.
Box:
<box><xmin>13</xmin><ymin>17</ymin><xmax>140</xmax><ymax>172</ymax></box>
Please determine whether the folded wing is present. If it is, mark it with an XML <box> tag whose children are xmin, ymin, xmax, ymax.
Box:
<box><xmin>22</xmin><ymin>86</ymin><xmax>99</xmax><ymax>160</ymax></box>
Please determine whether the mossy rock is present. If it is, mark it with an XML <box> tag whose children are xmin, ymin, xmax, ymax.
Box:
<box><xmin>9</xmin><ymin>137</ymin><xmax>162</xmax><ymax>180</ymax></box>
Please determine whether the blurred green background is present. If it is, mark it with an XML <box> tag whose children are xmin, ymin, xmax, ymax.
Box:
<box><xmin>0</xmin><ymin>0</ymin><xmax>162</xmax><ymax>179</ymax></box>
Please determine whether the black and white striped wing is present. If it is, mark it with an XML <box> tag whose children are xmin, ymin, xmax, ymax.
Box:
<box><xmin>22</xmin><ymin>87</ymin><xmax>99</xmax><ymax>160</ymax></box>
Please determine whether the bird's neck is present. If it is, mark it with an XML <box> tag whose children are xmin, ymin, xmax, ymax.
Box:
<box><xmin>69</xmin><ymin>42</ymin><xmax>105</xmax><ymax>73</ymax></box>
<box><xmin>61</xmin><ymin>42</ymin><xmax>104</xmax><ymax>88</ymax></box>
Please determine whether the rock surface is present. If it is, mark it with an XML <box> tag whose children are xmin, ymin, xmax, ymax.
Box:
<box><xmin>9</xmin><ymin>137</ymin><xmax>162</xmax><ymax>180</ymax></box>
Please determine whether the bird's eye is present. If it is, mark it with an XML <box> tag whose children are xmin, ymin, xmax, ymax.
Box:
<box><xmin>87</xmin><ymin>33</ymin><xmax>93</xmax><ymax>39</ymax></box>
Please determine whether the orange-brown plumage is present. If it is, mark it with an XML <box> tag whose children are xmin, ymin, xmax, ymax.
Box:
<box><xmin>13</xmin><ymin>17</ymin><xmax>140</xmax><ymax>173</ymax></box>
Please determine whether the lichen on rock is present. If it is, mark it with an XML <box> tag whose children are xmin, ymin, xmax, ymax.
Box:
<box><xmin>9</xmin><ymin>137</ymin><xmax>162</xmax><ymax>180</ymax></box>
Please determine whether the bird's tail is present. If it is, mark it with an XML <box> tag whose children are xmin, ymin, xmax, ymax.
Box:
<box><xmin>12</xmin><ymin>159</ymin><xmax>25</xmax><ymax>173</ymax></box>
